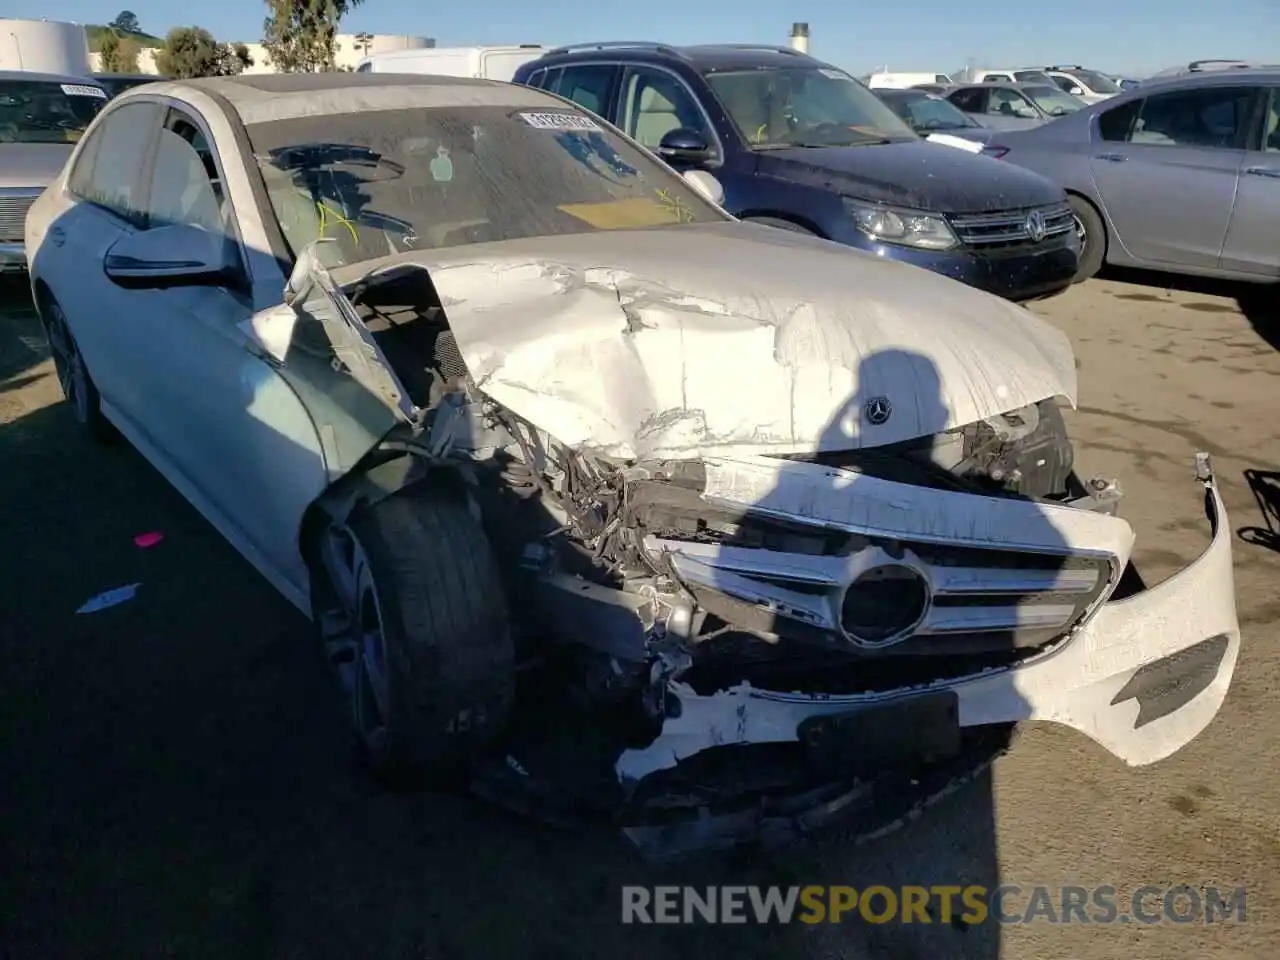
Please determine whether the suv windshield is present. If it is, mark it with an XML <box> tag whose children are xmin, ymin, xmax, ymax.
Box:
<box><xmin>881</xmin><ymin>91</ymin><xmax>979</xmax><ymax>131</ymax></box>
<box><xmin>1012</xmin><ymin>70</ymin><xmax>1055</xmax><ymax>85</ymax></box>
<box><xmin>245</xmin><ymin>105</ymin><xmax>728</xmax><ymax>267</ymax></box>
<box><xmin>705</xmin><ymin>67</ymin><xmax>916</xmax><ymax>148</ymax></box>
<box><xmin>1023</xmin><ymin>85</ymin><xmax>1086</xmax><ymax>117</ymax></box>
<box><xmin>1061</xmin><ymin>68</ymin><xmax>1120</xmax><ymax>94</ymax></box>
<box><xmin>0</xmin><ymin>80</ymin><xmax>106</xmax><ymax>144</ymax></box>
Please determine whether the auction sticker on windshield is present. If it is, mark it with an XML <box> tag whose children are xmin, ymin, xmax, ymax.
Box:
<box><xmin>517</xmin><ymin>111</ymin><xmax>601</xmax><ymax>131</ymax></box>
<box><xmin>61</xmin><ymin>83</ymin><xmax>107</xmax><ymax>99</ymax></box>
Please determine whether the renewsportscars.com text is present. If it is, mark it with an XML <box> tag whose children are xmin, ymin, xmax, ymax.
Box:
<box><xmin>621</xmin><ymin>885</ymin><xmax>1247</xmax><ymax>925</ymax></box>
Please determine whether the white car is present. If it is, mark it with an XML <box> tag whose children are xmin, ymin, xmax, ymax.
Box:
<box><xmin>1042</xmin><ymin>65</ymin><xmax>1122</xmax><ymax>104</ymax></box>
<box><xmin>26</xmin><ymin>73</ymin><xmax>1240</xmax><ymax>856</ymax></box>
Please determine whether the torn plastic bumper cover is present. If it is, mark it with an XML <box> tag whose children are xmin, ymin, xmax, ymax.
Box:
<box><xmin>621</xmin><ymin>457</ymin><xmax>1236</xmax><ymax>779</ymax></box>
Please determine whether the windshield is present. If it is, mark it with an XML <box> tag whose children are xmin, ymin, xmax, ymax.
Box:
<box><xmin>705</xmin><ymin>67</ymin><xmax>916</xmax><ymax>148</ymax></box>
<box><xmin>1023</xmin><ymin>85</ymin><xmax>1086</xmax><ymax>117</ymax></box>
<box><xmin>882</xmin><ymin>92</ymin><xmax>978</xmax><ymax>131</ymax></box>
<box><xmin>1013</xmin><ymin>70</ymin><xmax>1054</xmax><ymax>85</ymax></box>
<box><xmin>245</xmin><ymin>106</ymin><xmax>728</xmax><ymax>267</ymax></box>
<box><xmin>1062</xmin><ymin>68</ymin><xmax>1120</xmax><ymax>94</ymax></box>
<box><xmin>0</xmin><ymin>80</ymin><xmax>106</xmax><ymax>144</ymax></box>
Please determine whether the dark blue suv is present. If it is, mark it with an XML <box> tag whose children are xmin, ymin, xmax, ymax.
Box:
<box><xmin>513</xmin><ymin>43</ymin><xmax>1081</xmax><ymax>300</ymax></box>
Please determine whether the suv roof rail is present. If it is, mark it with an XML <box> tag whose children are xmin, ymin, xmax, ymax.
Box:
<box><xmin>1187</xmin><ymin>59</ymin><xmax>1252</xmax><ymax>71</ymax></box>
<box><xmin>544</xmin><ymin>41</ymin><xmax>686</xmax><ymax>58</ymax></box>
<box><xmin>704</xmin><ymin>42</ymin><xmax>806</xmax><ymax>56</ymax></box>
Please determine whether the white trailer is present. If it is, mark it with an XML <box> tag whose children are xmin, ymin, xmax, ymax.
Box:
<box><xmin>356</xmin><ymin>45</ymin><xmax>547</xmax><ymax>82</ymax></box>
<box><xmin>0</xmin><ymin>19</ymin><xmax>92</xmax><ymax>76</ymax></box>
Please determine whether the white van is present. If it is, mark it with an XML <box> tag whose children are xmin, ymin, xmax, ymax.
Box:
<box><xmin>865</xmin><ymin>71</ymin><xmax>952</xmax><ymax>89</ymax></box>
<box><xmin>355</xmin><ymin>45</ymin><xmax>547</xmax><ymax>82</ymax></box>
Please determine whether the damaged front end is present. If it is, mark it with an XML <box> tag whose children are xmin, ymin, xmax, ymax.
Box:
<box><xmin>270</xmin><ymin>238</ymin><xmax>1239</xmax><ymax>859</ymax></box>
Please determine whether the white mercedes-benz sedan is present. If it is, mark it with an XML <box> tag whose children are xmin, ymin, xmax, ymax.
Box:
<box><xmin>25</xmin><ymin>73</ymin><xmax>1239</xmax><ymax>857</ymax></box>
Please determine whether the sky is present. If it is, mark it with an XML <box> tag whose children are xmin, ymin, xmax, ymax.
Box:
<box><xmin>7</xmin><ymin>0</ymin><xmax>1279</xmax><ymax>77</ymax></box>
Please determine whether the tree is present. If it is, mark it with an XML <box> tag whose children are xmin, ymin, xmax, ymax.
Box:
<box><xmin>109</xmin><ymin>10</ymin><xmax>141</xmax><ymax>34</ymax></box>
<box><xmin>156</xmin><ymin>27</ymin><xmax>254</xmax><ymax>79</ymax></box>
<box><xmin>99</xmin><ymin>31</ymin><xmax>141</xmax><ymax>73</ymax></box>
<box><xmin>262</xmin><ymin>0</ymin><xmax>364</xmax><ymax>73</ymax></box>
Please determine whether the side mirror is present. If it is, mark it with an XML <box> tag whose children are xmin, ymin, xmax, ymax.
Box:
<box><xmin>657</xmin><ymin>127</ymin><xmax>713</xmax><ymax>165</ymax></box>
<box><xmin>682</xmin><ymin>169</ymin><xmax>724</xmax><ymax>206</ymax></box>
<box><xmin>1069</xmin><ymin>86</ymin><xmax>1085</xmax><ymax>96</ymax></box>
<box><xmin>104</xmin><ymin>223</ymin><xmax>234</xmax><ymax>289</ymax></box>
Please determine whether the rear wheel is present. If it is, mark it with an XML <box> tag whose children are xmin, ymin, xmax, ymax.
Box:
<box><xmin>1067</xmin><ymin>195</ymin><xmax>1106</xmax><ymax>282</ymax></box>
<box><xmin>39</xmin><ymin>292</ymin><xmax>115</xmax><ymax>441</ymax></box>
<box><xmin>310</xmin><ymin>487</ymin><xmax>515</xmax><ymax>786</ymax></box>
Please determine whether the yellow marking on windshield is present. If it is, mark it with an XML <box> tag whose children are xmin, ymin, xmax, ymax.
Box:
<box><xmin>754</xmin><ymin>123</ymin><xmax>769</xmax><ymax>143</ymax></box>
<box><xmin>655</xmin><ymin>188</ymin><xmax>696</xmax><ymax>223</ymax></box>
<box><xmin>316</xmin><ymin>200</ymin><xmax>359</xmax><ymax>243</ymax></box>
<box><xmin>556</xmin><ymin>198</ymin><xmax>686</xmax><ymax>229</ymax></box>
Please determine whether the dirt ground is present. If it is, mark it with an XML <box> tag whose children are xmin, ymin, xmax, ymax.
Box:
<box><xmin>1</xmin><ymin>270</ymin><xmax>1277</xmax><ymax>960</ymax></box>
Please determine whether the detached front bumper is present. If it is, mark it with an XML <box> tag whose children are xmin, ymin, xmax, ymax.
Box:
<box><xmin>619</xmin><ymin>456</ymin><xmax>1239</xmax><ymax>782</ymax></box>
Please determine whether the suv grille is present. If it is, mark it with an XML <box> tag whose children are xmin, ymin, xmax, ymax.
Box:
<box><xmin>0</xmin><ymin>194</ymin><xmax>39</xmax><ymax>243</ymax></box>
<box><xmin>949</xmin><ymin>202</ymin><xmax>1074</xmax><ymax>249</ymax></box>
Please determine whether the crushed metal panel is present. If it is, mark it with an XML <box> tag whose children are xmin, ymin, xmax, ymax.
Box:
<box><xmin>340</xmin><ymin>224</ymin><xmax>1079</xmax><ymax>458</ymax></box>
<box><xmin>284</xmin><ymin>239</ymin><xmax>420</xmax><ymax>425</ymax></box>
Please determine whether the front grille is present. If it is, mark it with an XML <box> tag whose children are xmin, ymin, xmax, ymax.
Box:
<box><xmin>645</xmin><ymin>534</ymin><xmax>1115</xmax><ymax>656</ymax></box>
<box><xmin>949</xmin><ymin>202</ymin><xmax>1074</xmax><ymax>250</ymax></box>
<box><xmin>0</xmin><ymin>194</ymin><xmax>39</xmax><ymax>243</ymax></box>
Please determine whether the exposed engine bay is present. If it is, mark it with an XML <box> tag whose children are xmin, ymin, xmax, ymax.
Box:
<box><xmin>307</xmin><ymin>259</ymin><xmax>1139</xmax><ymax>854</ymax></box>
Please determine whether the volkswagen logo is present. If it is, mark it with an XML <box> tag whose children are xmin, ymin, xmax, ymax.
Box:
<box><xmin>863</xmin><ymin>396</ymin><xmax>892</xmax><ymax>426</ymax></box>
<box><xmin>1025</xmin><ymin>209</ymin><xmax>1047</xmax><ymax>243</ymax></box>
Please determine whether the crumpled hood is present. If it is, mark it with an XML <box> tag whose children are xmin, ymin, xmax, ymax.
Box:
<box><xmin>0</xmin><ymin>143</ymin><xmax>73</xmax><ymax>189</ymax></box>
<box><xmin>346</xmin><ymin>222</ymin><xmax>1077</xmax><ymax>459</ymax></box>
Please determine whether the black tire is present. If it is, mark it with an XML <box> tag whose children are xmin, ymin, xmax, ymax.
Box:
<box><xmin>1067</xmin><ymin>194</ymin><xmax>1106</xmax><ymax>283</ymax></box>
<box><xmin>743</xmin><ymin>216</ymin><xmax>818</xmax><ymax>235</ymax></box>
<box><xmin>311</xmin><ymin>487</ymin><xmax>516</xmax><ymax>786</ymax></box>
<box><xmin>38</xmin><ymin>290</ymin><xmax>115</xmax><ymax>441</ymax></box>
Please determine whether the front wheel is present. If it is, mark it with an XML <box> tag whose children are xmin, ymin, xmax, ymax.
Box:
<box><xmin>310</xmin><ymin>487</ymin><xmax>516</xmax><ymax>786</ymax></box>
<box><xmin>1066</xmin><ymin>195</ymin><xmax>1106</xmax><ymax>283</ymax></box>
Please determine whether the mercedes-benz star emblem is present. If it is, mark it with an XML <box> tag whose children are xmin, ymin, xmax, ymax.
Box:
<box><xmin>1025</xmin><ymin>210</ymin><xmax>1046</xmax><ymax>243</ymax></box>
<box><xmin>864</xmin><ymin>396</ymin><xmax>892</xmax><ymax>426</ymax></box>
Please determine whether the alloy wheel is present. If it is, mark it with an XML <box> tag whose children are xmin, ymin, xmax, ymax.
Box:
<box><xmin>45</xmin><ymin>303</ymin><xmax>90</xmax><ymax>423</ymax></box>
<box><xmin>317</xmin><ymin>523</ymin><xmax>393</xmax><ymax>754</ymax></box>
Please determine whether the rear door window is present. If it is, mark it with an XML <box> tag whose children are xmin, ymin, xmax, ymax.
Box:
<box><xmin>948</xmin><ymin>87</ymin><xmax>986</xmax><ymax>112</ymax></box>
<box><xmin>548</xmin><ymin>64</ymin><xmax>617</xmax><ymax>117</ymax></box>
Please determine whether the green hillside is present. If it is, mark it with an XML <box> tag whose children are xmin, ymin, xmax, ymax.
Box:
<box><xmin>85</xmin><ymin>25</ymin><xmax>165</xmax><ymax>52</ymax></box>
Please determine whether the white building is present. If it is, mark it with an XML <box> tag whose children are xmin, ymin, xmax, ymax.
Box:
<box><xmin>89</xmin><ymin>33</ymin><xmax>434</xmax><ymax>76</ymax></box>
<box><xmin>238</xmin><ymin>33</ymin><xmax>435</xmax><ymax>74</ymax></box>
<box><xmin>0</xmin><ymin>18</ymin><xmax>93</xmax><ymax>76</ymax></box>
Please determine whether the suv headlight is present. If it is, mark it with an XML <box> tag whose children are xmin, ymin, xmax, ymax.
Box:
<box><xmin>845</xmin><ymin>200</ymin><xmax>959</xmax><ymax>251</ymax></box>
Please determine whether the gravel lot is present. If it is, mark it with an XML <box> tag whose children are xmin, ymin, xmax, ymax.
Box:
<box><xmin>1</xmin><ymin>271</ymin><xmax>1277</xmax><ymax>959</ymax></box>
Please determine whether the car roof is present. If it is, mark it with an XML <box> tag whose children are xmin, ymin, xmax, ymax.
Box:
<box><xmin>134</xmin><ymin>72</ymin><xmax>561</xmax><ymax>125</ymax></box>
<box><xmin>947</xmin><ymin>81</ymin><xmax>1058</xmax><ymax>92</ymax></box>
<box><xmin>0</xmin><ymin>69</ymin><xmax>106</xmax><ymax>86</ymax></box>
<box><xmin>534</xmin><ymin>41</ymin><xmax>826</xmax><ymax>72</ymax></box>
<box><xmin>1136</xmin><ymin>66</ymin><xmax>1280</xmax><ymax>89</ymax></box>
<box><xmin>94</xmin><ymin>72</ymin><xmax>168</xmax><ymax>81</ymax></box>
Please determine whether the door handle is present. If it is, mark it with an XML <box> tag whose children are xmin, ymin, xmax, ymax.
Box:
<box><xmin>48</xmin><ymin>226</ymin><xmax>65</xmax><ymax>247</ymax></box>
<box><xmin>1243</xmin><ymin>166</ymin><xmax>1280</xmax><ymax>179</ymax></box>
<box><xmin>1093</xmin><ymin>153</ymin><xmax>1127</xmax><ymax>163</ymax></box>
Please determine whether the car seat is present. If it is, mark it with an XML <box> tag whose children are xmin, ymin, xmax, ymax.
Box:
<box><xmin>632</xmin><ymin>86</ymin><xmax>682</xmax><ymax>147</ymax></box>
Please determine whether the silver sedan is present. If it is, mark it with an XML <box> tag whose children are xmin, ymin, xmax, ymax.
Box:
<box><xmin>24</xmin><ymin>72</ymin><xmax>1240</xmax><ymax>854</ymax></box>
<box><xmin>982</xmin><ymin>69</ymin><xmax>1280</xmax><ymax>283</ymax></box>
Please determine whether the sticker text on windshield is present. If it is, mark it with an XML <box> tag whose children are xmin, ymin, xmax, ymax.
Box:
<box><xmin>518</xmin><ymin>111</ymin><xmax>601</xmax><ymax>131</ymax></box>
<box><xmin>61</xmin><ymin>84</ymin><xmax>107</xmax><ymax>99</ymax></box>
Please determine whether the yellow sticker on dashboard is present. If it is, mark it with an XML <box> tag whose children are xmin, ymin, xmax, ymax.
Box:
<box><xmin>557</xmin><ymin>198</ymin><xmax>685</xmax><ymax>228</ymax></box>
